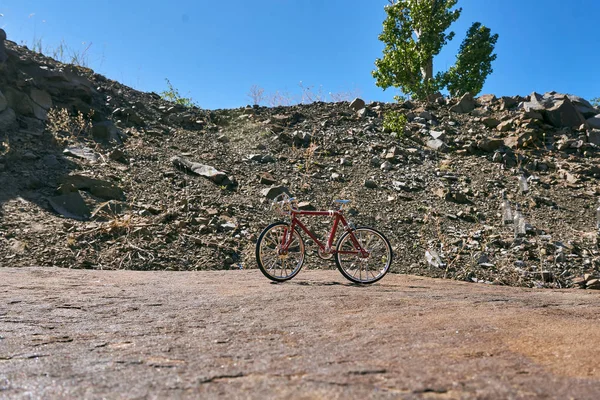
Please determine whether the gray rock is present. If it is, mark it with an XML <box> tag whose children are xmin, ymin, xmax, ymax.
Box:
<box><xmin>586</xmin><ymin>115</ymin><xmax>600</xmax><ymax>130</ymax></box>
<box><xmin>419</xmin><ymin>110</ymin><xmax>434</xmax><ymax>121</ymax></box>
<box><xmin>349</xmin><ymin>98</ymin><xmax>366</xmax><ymax>111</ymax></box>
<box><xmin>471</xmin><ymin>108</ymin><xmax>489</xmax><ymax>117</ymax></box>
<box><xmin>477</xmin><ymin>94</ymin><xmax>496</xmax><ymax>104</ymax></box>
<box><xmin>429</xmin><ymin>130</ymin><xmax>446</xmax><ymax>141</ymax></box>
<box><xmin>4</xmin><ymin>88</ymin><xmax>35</xmax><ymax>116</ymax></box>
<box><xmin>63</xmin><ymin>175</ymin><xmax>126</xmax><ymax>201</ymax></box>
<box><xmin>497</xmin><ymin>120</ymin><xmax>514</xmax><ymax>132</ymax></box>
<box><xmin>0</xmin><ymin>107</ymin><xmax>16</xmax><ymax>131</ymax></box>
<box><xmin>567</xmin><ymin>95</ymin><xmax>598</xmax><ymax>118</ymax></box>
<box><xmin>370</xmin><ymin>156</ymin><xmax>382</xmax><ymax>167</ymax></box>
<box><xmin>261</xmin><ymin>186</ymin><xmax>291</xmax><ymax>200</ymax></box>
<box><xmin>259</xmin><ymin>172</ymin><xmax>277</xmax><ymax>185</ymax></box>
<box><xmin>0</xmin><ymin>89</ymin><xmax>7</xmax><ymax>112</ymax></box>
<box><xmin>171</xmin><ymin>156</ymin><xmax>233</xmax><ymax>186</ymax></box>
<box><xmin>248</xmin><ymin>154</ymin><xmax>264</xmax><ymax>162</ymax></box>
<box><xmin>109</xmin><ymin>149</ymin><xmax>129</xmax><ymax>164</ymax></box>
<box><xmin>261</xmin><ymin>154</ymin><xmax>275</xmax><ymax>163</ymax></box>
<box><xmin>380</xmin><ymin>161</ymin><xmax>393</xmax><ymax>171</ymax></box>
<box><xmin>521</xmin><ymin>92</ymin><xmax>548</xmax><ymax>112</ymax></box>
<box><xmin>29</xmin><ymin>89</ymin><xmax>53</xmax><ymax>110</ymax></box>
<box><xmin>545</xmin><ymin>97</ymin><xmax>585</xmax><ymax>128</ymax></box>
<box><xmin>426</xmin><ymin>139</ymin><xmax>449</xmax><ymax>152</ymax></box>
<box><xmin>499</xmin><ymin>96</ymin><xmax>518</xmax><ymax>111</ymax></box>
<box><xmin>477</xmin><ymin>138</ymin><xmax>504</xmax><ymax>152</ymax></box>
<box><xmin>64</xmin><ymin>146</ymin><xmax>100</xmax><ymax>163</ymax></box>
<box><xmin>291</xmin><ymin>130</ymin><xmax>312</xmax><ymax>147</ymax></box>
<box><xmin>41</xmin><ymin>154</ymin><xmax>60</xmax><ymax>168</ymax></box>
<box><xmin>449</xmin><ymin>93</ymin><xmax>475</xmax><ymax>114</ymax></box>
<box><xmin>477</xmin><ymin>253</ymin><xmax>491</xmax><ymax>265</ymax></box>
<box><xmin>588</xmin><ymin>130</ymin><xmax>600</xmax><ymax>146</ymax></box>
<box><xmin>0</xmin><ymin>29</ymin><xmax>6</xmax><ymax>63</ymax></box>
<box><xmin>248</xmin><ymin>154</ymin><xmax>274</xmax><ymax>163</ymax></box>
<box><xmin>298</xmin><ymin>201</ymin><xmax>315</xmax><ymax>211</ymax></box>
<box><xmin>92</xmin><ymin>121</ymin><xmax>121</xmax><ymax>143</ymax></box>
<box><xmin>364</xmin><ymin>180</ymin><xmax>378</xmax><ymax>189</ymax></box>
<box><xmin>48</xmin><ymin>192</ymin><xmax>91</xmax><ymax>221</ymax></box>
<box><xmin>482</xmin><ymin>117</ymin><xmax>500</xmax><ymax>128</ymax></box>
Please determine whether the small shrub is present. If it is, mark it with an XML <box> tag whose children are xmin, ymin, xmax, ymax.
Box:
<box><xmin>592</xmin><ymin>98</ymin><xmax>600</xmax><ymax>108</ymax></box>
<box><xmin>383</xmin><ymin>111</ymin><xmax>407</xmax><ymax>138</ymax></box>
<box><xmin>46</xmin><ymin>107</ymin><xmax>94</xmax><ymax>144</ymax></box>
<box><xmin>160</xmin><ymin>78</ymin><xmax>198</xmax><ymax>108</ymax></box>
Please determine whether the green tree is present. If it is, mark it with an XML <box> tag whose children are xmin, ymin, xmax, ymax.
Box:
<box><xmin>373</xmin><ymin>0</ymin><xmax>497</xmax><ymax>100</ymax></box>
<box><xmin>444</xmin><ymin>22</ymin><xmax>498</xmax><ymax>97</ymax></box>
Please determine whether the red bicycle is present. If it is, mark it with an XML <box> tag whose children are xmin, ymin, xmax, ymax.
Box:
<box><xmin>256</xmin><ymin>193</ymin><xmax>393</xmax><ymax>284</ymax></box>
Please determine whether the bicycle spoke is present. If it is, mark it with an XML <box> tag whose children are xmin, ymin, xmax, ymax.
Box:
<box><xmin>336</xmin><ymin>228</ymin><xmax>391</xmax><ymax>284</ymax></box>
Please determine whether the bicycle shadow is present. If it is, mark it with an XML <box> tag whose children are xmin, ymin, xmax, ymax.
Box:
<box><xmin>271</xmin><ymin>280</ymin><xmax>372</xmax><ymax>288</ymax></box>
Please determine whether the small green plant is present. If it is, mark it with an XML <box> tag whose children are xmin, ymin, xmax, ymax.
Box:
<box><xmin>160</xmin><ymin>78</ymin><xmax>198</xmax><ymax>108</ymax></box>
<box><xmin>383</xmin><ymin>111</ymin><xmax>407</xmax><ymax>138</ymax></box>
<box><xmin>592</xmin><ymin>98</ymin><xmax>600</xmax><ymax>108</ymax></box>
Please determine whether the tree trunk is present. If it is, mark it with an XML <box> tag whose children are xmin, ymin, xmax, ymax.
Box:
<box><xmin>421</xmin><ymin>58</ymin><xmax>433</xmax><ymax>83</ymax></box>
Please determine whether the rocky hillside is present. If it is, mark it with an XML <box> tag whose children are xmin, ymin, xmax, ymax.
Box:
<box><xmin>2</xmin><ymin>32</ymin><xmax>600</xmax><ymax>289</ymax></box>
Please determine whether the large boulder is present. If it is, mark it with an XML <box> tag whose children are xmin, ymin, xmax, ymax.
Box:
<box><xmin>349</xmin><ymin>98</ymin><xmax>366</xmax><ymax>111</ymax></box>
<box><xmin>0</xmin><ymin>89</ymin><xmax>7</xmax><ymax>112</ymax></box>
<box><xmin>568</xmin><ymin>95</ymin><xmax>598</xmax><ymax>118</ymax></box>
<box><xmin>450</xmin><ymin>93</ymin><xmax>475</xmax><ymax>114</ymax></box>
<box><xmin>521</xmin><ymin>92</ymin><xmax>548</xmax><ymax>112</ymax></box>
<box><xmin>0</xmin><ymin>107</ymin><xmax>17</xmax><ymax>132</ymax></box>
<box><xmin>29</xmin><ymin>89</ymin><xmax>53</xmax><ymax>111</ymax></box>
<box><xmin>586</xmin><ymin>115</ymin><xmax>600</xmax><ymax>130</ymax></box>
<box><xmin>545</xmin><ymin>97</ymin><xmax>586</xmax><ymax>128</ymax></box>
<box><xmin>588</xmin><ymin>130</ymin><xmax>600</xmax><ymax>146</ymax></box>
<box><xmin>0</xmin><ymin>29</ymin><xmax>7</xmax><ymax>63</ymax></box>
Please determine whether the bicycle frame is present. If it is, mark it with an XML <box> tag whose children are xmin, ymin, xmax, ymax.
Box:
<box><xmin>280</xmin><ymin>209</ymin><xmax>368</xmax><ymax>257</ymax></box>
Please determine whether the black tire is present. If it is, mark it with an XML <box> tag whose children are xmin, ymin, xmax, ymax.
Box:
<box><xmin>256</xmin><ymin>222</ymin><xmax>305</xmax><ymax>282</ymax></box>
<box><xmin>335</xmin><ymin>226</ymin><xmax>393</xmax><ymax>284</ymax></box>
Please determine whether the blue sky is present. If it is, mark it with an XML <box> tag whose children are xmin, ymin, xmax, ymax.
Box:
<box><xmin>1</xmin><ymin>0</ymin><xmax>599</xmax><ymax>109</ymax></box>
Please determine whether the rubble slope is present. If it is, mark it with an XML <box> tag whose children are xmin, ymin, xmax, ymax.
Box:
<box><xmin>2</xmin><ymin>38</ymin><xmax>600</xmax><ymax>289</ymax></box>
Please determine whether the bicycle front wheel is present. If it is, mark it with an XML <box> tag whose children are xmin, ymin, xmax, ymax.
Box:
<box><xmin>256</xmin><ymin>222</ymin><xmax>305</xmax><ymax>282</ymax></box>
<box><xmin>335</xmin><ymin>227</ymin><xmax>392</xmax><ymax>284</ymax></box>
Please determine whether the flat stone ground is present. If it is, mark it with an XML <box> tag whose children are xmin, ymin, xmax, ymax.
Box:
<box><xmin>1</xmin><ymin>268</ymin><xmax>600</xmax><ymax>399</ymax></box>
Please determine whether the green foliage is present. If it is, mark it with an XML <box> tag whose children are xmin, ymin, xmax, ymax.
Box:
<box><xmin>373</xmin><ymin>0</ymin><xmax>497</xmax><ymax>100</ymax></box>
<box><xmin>383</xmin><ymin>111</ymin><xmax>407</xmax><ymax>138</ymax></box>
<box><xmin>373</xmin><ymin>0</ymin><xmax>461</xmax><ymax>100</ymax></box>
<box><xmin>443</xmin><ymin>23</ymin><xmax>498</xmax><ymax>97</ymax></box>
<box><xmin>160</xmin><ymin>78</ymin><xmax>198</xmax><ymax>108</ymax></box>
<box><xmin>592</xmin><ymin>98</ymin><xmax>600</xmax><ymax>108</ymax></box>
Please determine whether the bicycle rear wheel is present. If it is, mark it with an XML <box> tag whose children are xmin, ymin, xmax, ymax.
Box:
<box><xmin>256</xmin><ymin>222</ymin><xmax>305</xmax><ymax>282</ymax></box>
<box><xmin>335</xmin><ymin>227</ymin><xmax>392</xmax><ymax>284</ymax></box>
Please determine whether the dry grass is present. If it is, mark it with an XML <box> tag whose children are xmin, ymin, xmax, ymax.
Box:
<box><xmin>46</xmin><ymin>107</ymin><xmax>94</xmax><ymax>144</ymax></box>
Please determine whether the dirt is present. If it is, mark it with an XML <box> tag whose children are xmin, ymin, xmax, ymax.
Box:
<box><xmin>1</xmin><ymin>267</ymin><xmax>600</xmax><ymax>399</ymax></box>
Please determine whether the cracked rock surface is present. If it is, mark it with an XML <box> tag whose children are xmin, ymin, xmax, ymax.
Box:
<box><xmin>1</xmin><ymin>268</ymin><xmax>600</xmax><ymax>399</ymax></box>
